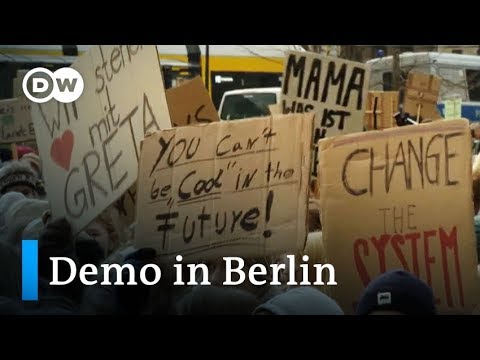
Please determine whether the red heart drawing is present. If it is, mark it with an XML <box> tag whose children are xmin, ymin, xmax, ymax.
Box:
<box><xmin>50</xmin><ymin>130</ymin><xmax>74</xmax><ymax>171</ymax></box>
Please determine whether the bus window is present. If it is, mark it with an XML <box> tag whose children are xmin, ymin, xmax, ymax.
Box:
<box><xmin>466</xmin><ymin>69</ymin><xmax>480</xmax><ymax>101</ymax></box>
<box><xmin>211</xmin><ymin>71</ymin><xmax>282</xmax><ymax>109</ymax></box>
<box><xmin>162</xmin><ymin>66</ymin><xmax>200</xmax><ymax>89</ymax></box>
<box><xmin>220</xmin><ymin>92</ymin><xmax>277</xmax><ymax>120</ymax></box>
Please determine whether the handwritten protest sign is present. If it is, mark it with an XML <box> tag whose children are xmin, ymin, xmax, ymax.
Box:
<box><xmin>363</xmin><ymin>91</ymin><xmax>399</xmax><ymax>130</ymax></box>
<box><xmin>31</xmin><ymin>45</ymin><xmax>172</xmax><ymax>234</ymax></box>
<box><xmin>0</xmin><ymin>98</ymin><xmax>35</xmax><ymax>144</ymax></box>
<box><xmin>319</xmin><ymin>119</ymin><xmax>479</xmax><ymax>314</ymax></box>
<box><xmin>280</xmin><ymin>51</ymin><xmax>369</xmax><ymax>180</ymax></box>
<box><xmin>135</xmin><ymin>113</ymin><xmax>314</xmax><ymax>261</ymax></box>
<box><xmin>166</xmin><ymin>76</ymin><xmax>220</xmax><ymax>127</ymax></box>
<box><xmin>112</xmin><ymin>183</ymin><xmax>137</xmax><ymax>227</ymax></box>
<box><xmin>444</xmin><ymin>98</ymin><xmax>462</xmax><ymax>120</ymax></box>
<box><xmin>404</xmin><ymin>72</ymin><xmax>442</xmax><ymax>121</ymax></box>
<box><xmin>269</xmin><ymin>104</ymin><xmax>282</xmax><ymax>115</ymax></box>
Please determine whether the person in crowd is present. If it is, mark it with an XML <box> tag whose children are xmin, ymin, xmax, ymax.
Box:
<box><xmin>176</xmin><ymin>284</ymin><xmax>261</xmax><ymax>315</ymax></box>
<box><xmin>471</xmin><ymin>122</ymin><xmax>480</xmax><ymax>141</ymax></box>
<box><xmin>0</xmin><ymin>192</ymin><xmax>49</xmax><ymax>248</ymax></box>
<box><xmin>75</xmin><ymin>232</ymin><xmax>106</xmax><ymax>268</ymax></box>
<box><xmin>83</xmin><ymin>210</ymin><xmax>122</xmax><ymax>258</ymax></box>
<box><xmin>80</xmin><ymin>243</ymin><xmax>138</xmax><ymax>315</ymax></box>
<box><xmin>308</xmin><ymin>199</ymin><xmax>321</xmax><ymax>232</ymax></box>
<box><xmin>0</xmin><ymin>161</ymin><xmax>40</xmax><ymax>199</ymax></box>
<box><xmin>19</xmin><ymin>153</ymin><xmax>46</xmax><ymax>198</ymax></box>
<box><xmin>16</xmin><ymin>145</ymin><xmax>36</xmax><ymax>159</ymax></box>
<box><xmin>0</xmin><ymin>148</ymin><xmax>12</xmax><ymax>164</ymax></box>
<box><xmin>210</xmin><ymin>256</ymin><xmax>284</xmax><ymax>303</ymax></box>
<box><xmin>253</xmin><ymin>286</ymin><xmax>344</xmax><ymax>315</ymax></box>
<box><xmin>24</xmin><ymin>217</ymin><xmax>82</xmax><ymax>314</ymax></box>
<box><xmin>20</xmin><ymin>152</ymin><xmax>41</xmax><ymax>178</ymax></box>
<box><xmin>0</xmin><ymin>242</ymin><xmax>23</xmax><ymax>314</ymax></box>
<box><xmin>115</xmin><ymin>248</ymin><xmax>160</xmax><ymax>315</ymax></box>
<box><xmin>356</xmin><ymin>269</ymin><xmax>437</xmax><ymax>315</ymax></box>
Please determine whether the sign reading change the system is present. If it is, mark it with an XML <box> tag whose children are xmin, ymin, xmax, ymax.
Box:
<box><xmin>31</xmin><ymin>45</ymin><xmax>172</xmax><ymax>234</ymax></box>
<box><xmin>318</xmin><ymin>119</ymin><xmax>480</xmax><ymax>314</ymax></box>
<box><xmin>135</xmin><ymin>113</ymin><xmax>314</xmax><ymax>261</ymax></box>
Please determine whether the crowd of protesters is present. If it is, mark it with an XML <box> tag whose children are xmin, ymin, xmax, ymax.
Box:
<box><xmin>2</xmin><ymin>136</ymin><xmax>478</xmax><ymax>316</ymax></box>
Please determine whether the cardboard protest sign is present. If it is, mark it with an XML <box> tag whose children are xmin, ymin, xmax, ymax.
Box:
<box><xmin>166</xmin><ymin>76</ymin><xmax>220</xmax><ymax>127</ymax></box>
<box><xmin>444</xmin><ymin>98</ymin><xmax>462</xmax><ymax>120</ymax></box>
<box><xmin>11</xmin><ymin>143</ymin><xmax>18</xmax><ymax>160</ymax></box>
<box><xmin>363</xmin><ymin>91</ymin><xmax>399</xmax><ymax>130</ymax></box>
<box><xmin>135</xmin><ymin>113</ymin><xmax>314</xmax><ymax>261</ymax></box>
<box><xmin>112</xmin><ymin>183</ymin><xmax>137</xmax><ymax>227</ymax></box>
<box><xmin>0</xmin><ymin>98</ymin><xmax>35</xmax><ymax>144</ymax></box>
<box><xmin>280</xmin><ymin>50</ymin><xmax>369</xmax><ymax>180</ymax></box>
<box><xmin>404</xmin><ymin>72</ymin><xmax>442</xmax><ymax>121</ymax></box>
<box><xmin>269</xmin><ymin>104</ymin><xmax>282</xmax><ymax>115</ymax></box>
<box><xmin>319</xmin><ymin>119</ymin><xmax>479</xmax><ymax>314</ymax></box>
<box><xmin>31</xmin><ymin>45</ymin><xmax>172</xmax><ymax>234</ymax></box>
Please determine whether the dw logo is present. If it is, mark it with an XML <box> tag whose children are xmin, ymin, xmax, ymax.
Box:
<box><xmin>22</xmin><ymin>67</ymin><xmax>84</xmax><ymax>104</ymax></box>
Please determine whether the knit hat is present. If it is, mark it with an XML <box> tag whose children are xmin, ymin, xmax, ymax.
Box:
<box><xmin>0</xmin><ymin>161</ymin><xmax>38</xmax><ymax>195</ymax></box>
<box><xmin>20</xmin><ymin>153</ymin><xmax>42</xmax><ymax>178</ymax></box>
<box><xmin>0</xmin><ymin>197</ymin><xmax>49</xmax><ymax>247</ymax></box>
<box><xmin>16</xmin><ymin>145</ymin><xmax>36</xmax><ymax>159</ymax></box>
<box><xmin>253</xmin><ymin>286</ymin><xmax>344</xmax><ymax>315</ymax></box>
<box><xmin>356</xmin><ymin>270</ymin><xmax>437</xmax><ymax>315</ymax></box>
<box><xmin>177</xmin><ymin>285</ymin><xmax>261</xmax><ymax>315</ymax></box>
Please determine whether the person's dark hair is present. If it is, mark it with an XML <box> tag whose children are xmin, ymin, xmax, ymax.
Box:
<box><xmin>0</xmin><ymin>242</ymin><xmax>21</xmax><ymax>300</ymax></box>
<box><xmin>38</xmin><ymin>218</ymin><xmax>83</xmax><ymax>303</ymax></box>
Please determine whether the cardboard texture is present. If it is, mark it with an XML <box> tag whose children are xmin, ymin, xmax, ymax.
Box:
<box><xmin>166</xmin><ymin>76</ymin><xmax>220</xmax><ymax>127</ymax></box>
<box><xmin>268</xmin><ymin>104</ymin><xmax>282</xmax><ymax>115</ymax></box>
<box><xmin>112</xmin><ymin>183</ymin><xmax>137</xmax><ymax>228</ymax></box>
<box><xmin>30</xmin><ymin>45</ymin><xmax>172</xmax><ymax>234</ymax></box>
<box><xmin>135</xmin><ymin>113</ymin><xmax>314</xmax><ymax>261</ymax></box>
<box><xmin>280</xmin><ymin>50</ymin><xmax>369</xmax><ymax>139</ymax></box>
<box><xmin>11</xmin><ymin>143</ymin><xmax>18</xmax><ymax>160</ymax></box>
<box><xmin>404</xmin><ymin>72</ymin><xmax>442</xmax><ymax>121</ymax></box>
<box><xmin>363</xmin><ymin>91</ymin><xmax>399</xmax><ymax>130</ymax></box>
<box><xmin>0</xmin><ymin>98</ymin><xmax>35</xmax><ymax>144</ymax></box>
<box><xmin>280</xmin><ymin>50</ymin><xmax>369</xmax><ymax>183</ymax></box>
<box><xmin>318</xmin><ymin>119</ymin><xmax>479</xmax><ymax>314</ymax></box>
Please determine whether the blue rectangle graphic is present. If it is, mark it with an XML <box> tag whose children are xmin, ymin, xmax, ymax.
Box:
<box><xmin>22</xmin><ymin>240</ymin><xmax>38</xmax><ymax>301</ymax></box>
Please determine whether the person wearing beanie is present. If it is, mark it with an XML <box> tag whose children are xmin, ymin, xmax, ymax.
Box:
<box><xmin>0</xmin><ymin>195</ymin><xmax>49</xmax><ymax>248</ymax></box>
<box><xmin>0</xmin><ymin>242</ymin><xmax>22</xmax><ymax>300</ymax></box>
<box><xmin>253</xmin><ymin>286</ymin><xmax>344</xmax><ymax>315</ymax></box>
<box><xmin>0</xmin><ymin>148</ymin><xmax>12</xmax><ymax>163</ymax></box>
<box><xmin>20</xmin><ymin>152</ymin><xmax>42</xmax><ymax>179</ymax></box>
<box><xmin>356</xmin><ymin>269</ymin><xmax>437</xmax><ymax>315</ymax></box>
<box><xmin>176</xmin><ymin>284</ymin><xmax>262</xmax><ymax>315</ymax></box>
<box><xmin>16</xmin><ymin>145</ymin><xmax>36</xmax><ymax>159</ymax></box>
<box><xmin>0</xmin><ymin>161</ymin><xmax>39</xmax><ymax>198</ymax></box>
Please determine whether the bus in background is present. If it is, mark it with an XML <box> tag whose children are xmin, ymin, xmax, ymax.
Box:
<box><xmin>0</xmin><ymin>45</ymin><xmax>302</xmax><ymax>108</ymax></box>
<box><xmin>0</xmin><ymin>45</ymin><xmax>200</xmax><ymax>100</ymax></box>
<box><xmin>367</xmin><ymin>52</ymin><xmax>480</xmax><ymax>122</ymax></box>
<box><xmin>218</xmin><ymin>87</ymin><xmax>281</xmax><ymax>121</ymax></box>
